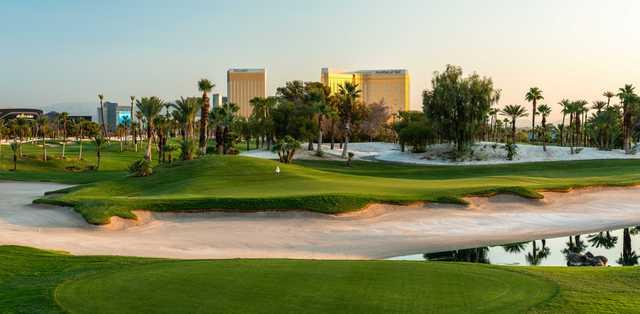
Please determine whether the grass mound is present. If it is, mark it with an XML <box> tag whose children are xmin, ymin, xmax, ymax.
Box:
<box><xmin>37</xmin><ymin>156</ymin><xmax>640</xmax><ymax>224</ymax></box>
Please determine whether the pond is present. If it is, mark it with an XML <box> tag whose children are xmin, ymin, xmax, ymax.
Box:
<box><xmin>389</xmin><ymin>227</ymin><xmax>640</xmax><ymax>266</ymax></box>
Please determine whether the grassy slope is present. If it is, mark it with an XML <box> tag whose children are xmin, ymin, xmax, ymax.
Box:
<box><xmin>2</xmin><ymin>246</ymin><xmax>639</xmax><ymax>313</ymax></box>
<box><xmin>39</xmin><ymin>155</ymin><xmax>640</xmax><ymax>224</ymax></box>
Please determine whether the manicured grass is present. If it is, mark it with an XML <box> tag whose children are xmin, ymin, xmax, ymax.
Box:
<box><xmin>2</xmin><ymin>246</ymin><xmax>640</xmax><ymax>313</ymax></box>
<box><xmin>522</xmin><ymin>267</ymin><xmax>640</xmax><ymax>313</ymax></box>
<box><xmin>0</xmin><ymin>141</ymin><xmax>151</xmax><ymax>184</ymax></box>
<box><xmin>37</xmin><ymin>154</ymin><xmax>640</xmax><ymax>224</ymax></box>
<box><xmin>1</xmin><ymin>246</ymin><xmax>555</xmax><ymax>313</ymax></box>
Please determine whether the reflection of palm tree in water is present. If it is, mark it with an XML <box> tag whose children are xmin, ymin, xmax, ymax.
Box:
<box><xmin>423</xmin><ymin>247</ymin><xmax>490</xmax><ymax>264</ymax></box>
<box><xmin>618</xmin><ymin>227</ymin><xmax>639</xmax><ymax>266</ymax></box>
<box><xmin>588</xmin><ymin>231</ymin><xmax>618</xmax><ymax>249</ymax></box>
<box><xmin>563</xmin><ymin>235</ymin><xmax>587</xmax><ymax>257</ymax></box>
<box><xmin>526</xmin><ymin>240</ymin><xmax>551</xmax><ymax>266</ymax></box>
<box><xmin>502</xmin><ymin>240</ymin><xmax>551</xmax><ymax>266</ymax></box>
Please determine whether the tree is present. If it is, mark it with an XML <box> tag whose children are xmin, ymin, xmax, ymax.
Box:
<box><xmin>171</xmin><ymin>97</ymin><xmax>201</xmax><ymax>140</ymax></box>
<box><xmin>537</xmin><ymin>104</ymin><xmax>552</xmax><ymax>151</ymax></box>
<box><xmin>98</xmin><ymin>93</ymin><xmax>106</xmax><ymax>137</ymax></box>
<box><xmin>393</xmin><ymin>111</ymin><xmax>430</xmax><ymax>152</ymax></box>
<box><xmin>361</xmin><ymin>101</ymin><xmax>391</xmax><ymax>142</ymax></box>
<box><xmin>558</xmin><ymin>99</ymin><xmax>571</xmax><ymax>146</ymax></box>
<box><xmin>35</xmin><ymin>116</ymin><xmax>49</xmax><ymax>162</ymax></box>
<box><xmin>58</xmin><ymin>112</ymin><xmax>69</xmax><ymax>158</ymax></box>
<box><xmin>130</xmin><ymin>96</ymin><xmax>136</xmax><ymax>145</ymax></box>
<box><xmin>93</xmin><ymin>135</ymin><xmax>106</xmax><ymax>170</ymax></box>
<box><xmin>136</xmin><ymin>96</ymin><xmax>165</xmax><ymax>161</ymax></box>
<box><xmin>501</xmin><ymin>104</ymin><xmax>528</xmax><ymax>145</ymax></box>
<box><xmin>273</xmin><ymin>136</ymin><xmax>300</xmax><ymax>163</ymax></box>
<box><xmin>337</xmin><ymin>82</ymin><xmax>362</xmax><ymax>158</ymax></box>
<box><xmin>10</xmin><ymin>140</ymin><xmax>20</xmax><ymax>171</ymax></box>
<box><xmin>525</xmin><ymin>87</ymin><xmax>544</xmax><ymax>141</ymax></box>
<box><xmin>210</xmin><ymin>102</ymin><xmax>240</xmax><ymax>154</ymax></box>
<box><xmin>423</xmin><ymin>65</ymin><xmax>495</xmax><ymax>154</ymax></box>
<box><xmin>306</xmin><ymin>82</ymin><xmax>333</xmax><ymax>154</ymax></box>
<box><xmin>198</xmin><ymin>79</ymin><xmax>215</xmax><ymax>155</ymax></box>
<box><xmin>603</xmin><ymin>91</ymin><xmax>615</xmax><ymax>108</ymax></box>
<box><xmin>617</xmin><ymin>84</ymin><xmax>639</xmax><ymax>154</ymax></box>
<box><xmin>0</xmin><ymin>119</ymin><xmax>6</xmax><ymax>166</ymax></box>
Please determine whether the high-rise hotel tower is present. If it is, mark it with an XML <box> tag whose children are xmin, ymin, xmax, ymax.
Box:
<box><xmin>227</xmin><ymin>68</ymin><xmax>266</xmax><ymax>117</ymax></box>
<box><xmin>321</xmin><ymin>68</ymin><xmax>410</xmax><ymax>113</ymax></box>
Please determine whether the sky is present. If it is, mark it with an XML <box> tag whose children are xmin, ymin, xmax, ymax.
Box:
<box><xmin>1</xmin><ymin>0</ymin><xmax>639</xmax><ymax>124</ymax></box>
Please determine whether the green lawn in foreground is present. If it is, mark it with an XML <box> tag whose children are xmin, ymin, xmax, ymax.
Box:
<box><xmin>37</xmin><ymin>155</ymin><xmax>640</xmax><ymax>224</ymax></box>
<box><xmin>2</xmin><ymin>246</ymin><xmax>640</xmax><ymax>313</ymax></box>
<box><xmin>0</xmin><ymin>246</ymin><xmax>554</xmax><ymax>313</ymax></box>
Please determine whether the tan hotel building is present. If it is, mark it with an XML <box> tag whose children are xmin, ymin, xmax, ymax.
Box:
<box><xmin>227</xmin><ymin>68</ymin><xmax>266</xmax><ymax>117</ymax></box>
<box><xmin>321</xmin><ymin>68</ymin><xmax>410</xmax><ymax>113</ymax></box>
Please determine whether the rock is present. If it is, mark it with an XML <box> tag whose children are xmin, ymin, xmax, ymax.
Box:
<box><xmin>566</xmin><ymin>252</ymin><xmax>608</xmax><ymax>267</ymax></box>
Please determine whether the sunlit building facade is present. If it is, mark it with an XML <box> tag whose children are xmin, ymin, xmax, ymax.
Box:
<box><xmin>227</xmin><ymin>68</ymin><xmax>266</xmax><ymax>117</ymax></box>
<box><xmin>321</xmin><ymin>68</ymin><xmax>410</xmax><ymax>114</ymax></box>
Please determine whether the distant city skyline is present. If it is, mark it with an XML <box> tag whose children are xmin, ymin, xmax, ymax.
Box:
<box><xmin>1</xmin><ymin>0</ymin><xmax>639</xmax><ymax>124</ymax></box>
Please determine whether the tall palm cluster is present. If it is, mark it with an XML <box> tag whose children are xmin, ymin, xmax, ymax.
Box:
<box><xmin>243</xmin><ymin>80</ymin><xmax>386</xmax><ymax>159</ymax></box>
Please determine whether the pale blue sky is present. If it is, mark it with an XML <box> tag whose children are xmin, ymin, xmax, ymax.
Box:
<box><xmin>1</xmin><ymin>0</ymin><xmax>639</xmax><ymax>122</ymax></box>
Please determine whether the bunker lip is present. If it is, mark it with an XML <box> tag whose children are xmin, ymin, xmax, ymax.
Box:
<box><xmin>1</xmin><ymin>181</ymin><xmax>640</xmax><ymax>260</ymax></box>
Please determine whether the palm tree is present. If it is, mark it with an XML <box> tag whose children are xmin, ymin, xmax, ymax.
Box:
<box><xmin>308</xmin><ymin>84</ymin><xmax>332</xmax><ymax>154</ymax></box>
<box><xmin>588</xmin><ymin>231</ymin><xmax>618</xmax><ymax>249</ymax></box>
<box><xmin>501</xmin><ymin>104</ymin><xmax>528</xmax><ymax>145</ymax></box>
<box><xmin>502</xmin><ymin>242</ymin><xmax>527</xmax><ymax>253</ymax></box>
<box><xmin>198</xmin><ymin>79</ymin><xmax>215</xmax><ymax>155</ymax></box>
<box><xmin>130</xmin><ymin>96</ymin><xmax>136</xmax><ymax>146</ymax></box>
<box><xmin>617</xmin><ymin>84</ymin><xmax>638</xmax><ymax>153</ymax></box>
<box><xmin>210</xmin><ymin>102</ymin><xmax>239</xmax><ymax>154</ymax></box>
<box><xmin>136</xmin><ymin>96</ymin><xmax>165</xmax><ymax>161</ymax></box>
<box><xmin>592</xmin><ymin>101</ymin><xmax>607</xmax><ymax>114</ymax></box>
<box><xmin>537</xmin><ymin>104</ymin><xmax>552</xmax><ymax>151</ymax></box>
<box><xmin>35</xmin><ymin>116</ymin><xmax>49</xmax><ymax>162</ymax></box>
<box><xmin>10</xmin><ymin>140</ymin><xmax>20</xmax><ymax>171</ymax></box>
<box><xmin>525</xmin><ymin>87</ymin><xmax>544</xmax><ymax>140</ymax></box>
<box><xmin>603</xmin><ymin>91</ymin><xmax>615</xmax><ymax>108</ymax></box>
<box><xmin>337</xmin><ymin>82</ymin><xmax>362</xmax><ymax>158</ymax></box>
<box><xmin>98</xmin><ymin>93</ymin><xmax>106</xmax><ymax>137</ymax></box>
<box><xmin>93</xmin><ymin>135</ymin><xmax>106</xmax><ymax>170</ymax></box>
<box><xmin>171</xmin><ymin>97</ymin><xmax>201</xmax><ymax>140</ymax></box>
<box><xmin>0</xmin><ymin>119</ymin><xmax>6</xmax><ymax>166</ymax></box>
<box><xmin>59</xmin><ymin>112</ymin><xmax>69</xmax><ymax>158</ymax></box>
<box><xmin>558</xmin><ymin>99</ymin><xmax>571</xmax><ymax>146</ymax></box>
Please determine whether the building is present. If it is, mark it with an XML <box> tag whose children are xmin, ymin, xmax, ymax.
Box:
<box><xmin>0</xmin><ymin>108</ymin><xmax>43</xmax><ymax>120</ymax></box>
<box><xmin>321</xmin><ymin>68</ymin><xmax>410</xmax><ymax>114</ymax></box>
<box><xmin>211</xmin><ymin>93</ymin><xmax>222</xmax><ymax>108</ymax></box>
<box><xmin>97</xmin><ymin>102</ymin><xmax>132</xmax><ymax>132</ymax></box>
<box><xmin>227</xmin><ymin>68</ymin><xmax>266</xmax><ymax>117</ymax></box>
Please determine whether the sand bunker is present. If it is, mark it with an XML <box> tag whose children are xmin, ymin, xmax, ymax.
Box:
<box><xmin>1</xmin><ymin>181</ymin><xmax>640</xmax><ymax>259</ymax></box>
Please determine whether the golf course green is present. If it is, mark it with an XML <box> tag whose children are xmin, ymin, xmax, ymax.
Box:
<box><xmin>3</xmin><ymin>246</ymin><xmax>640</xmax><ymax>313</ymax></box>
<box><xmin>24</xmin><ymin>143</ymin><xmax>640</xmax><ymax>224</ymax></box>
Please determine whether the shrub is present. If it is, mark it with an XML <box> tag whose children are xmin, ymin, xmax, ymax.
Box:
<box><xmin>128</xmin><ymin>159</ymin><xmax>153</xmax><ymax>177</ymax></box>
<box><xmin>272</xmin><ymin>136</ymin><xmax>300</xmax><ymax>163</ymax></box>
<box><xmin>505</xmin><ymin>143</ymin><xmax>518</xmax><ymax>160</ymax></box>
<box><xmin>180</xmin><ymin>140</ymin><xmax>196</xmax><ymax>160</ymax></box>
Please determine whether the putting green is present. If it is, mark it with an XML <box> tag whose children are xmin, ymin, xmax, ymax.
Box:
<box><xmin>55</xmin><ymin>260</ymin><xmax>555</xmax><ymax>314</ymax></box>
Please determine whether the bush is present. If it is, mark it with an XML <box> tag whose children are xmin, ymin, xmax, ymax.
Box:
<box><xmin>226</xmin><ymin>147</ymin><xmax>240</xmax><ymax>155</ymax></box>
<box><xmin>181</xmin><ymin>140</ymin><xmax>196</xmax><ymax>160</ymax></box>
<box><xmin>505</xmin><ymin>143</ymin><xmax>518</xmax><ymax>160</ymax></box>
<box><xmin>399</xmin><ymin>122</ymin><xmax>432</xmax><ymax>153</ymax></box>
<box><xmin>128</xmin><ymin>159</ymin><xmax>153</xmax><ymax>177</ymax></box>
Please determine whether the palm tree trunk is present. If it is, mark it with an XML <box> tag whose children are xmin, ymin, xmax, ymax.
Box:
<box><xmin>341</xmin><ymin>119</ymin><xmax>351</xmax><ymax>158</ymax></box>
<box><xmin>199</xmin><ymin>93</ymin><xmax>210</xmax><ymax>155</ymax></box>
<box><xmin>145</xmin><ymin>126</ymin><xmax>153</xmax><ymax>161</ymax></box>
<box><xmin>317</xmin><ymin>116</ymin><xmax>323</xmax><ymax>154</ymax></box>
<box><xmin>42</xmin><ymin>134</ymin><xmax>47</xmax><ymax>162</ymax></box>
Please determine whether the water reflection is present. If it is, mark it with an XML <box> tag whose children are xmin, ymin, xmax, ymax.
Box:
<box><xmin>392</xmin><ymin>226</ymin><xmax>640</xmax><ymax>266</ymax></box>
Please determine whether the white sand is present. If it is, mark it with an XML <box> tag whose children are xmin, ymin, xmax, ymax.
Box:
<box><xmin>1</xmin><ymin>181</ymin><xmax>640</xmax><ymax>259</ymax></box>
<box><xmin>241</xmin><ymin>142</ymin><xmax>640</xmax><ymax>165</ymax></box>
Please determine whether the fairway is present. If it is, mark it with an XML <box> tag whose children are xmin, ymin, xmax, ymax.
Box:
<box><xmin>36</xmin><ymin>153</ymin><xmax>640</xmax><ymax>224</ymax></box>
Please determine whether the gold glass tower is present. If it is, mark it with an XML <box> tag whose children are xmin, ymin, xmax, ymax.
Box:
<box><xmin>321</xmin><ymin>68</ymin><xmax>410</xmax><ymax>113</ymax></box>
<box><xmin>227</xmin><ymin>68</ymin><xmax>266</xmax><ymax>117</ymax></box>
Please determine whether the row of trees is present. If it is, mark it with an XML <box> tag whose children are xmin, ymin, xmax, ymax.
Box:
<box><xmin>404</xmin><ymin>65</ymin><xmax>640</xmax><ymax>159</ymax></box>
